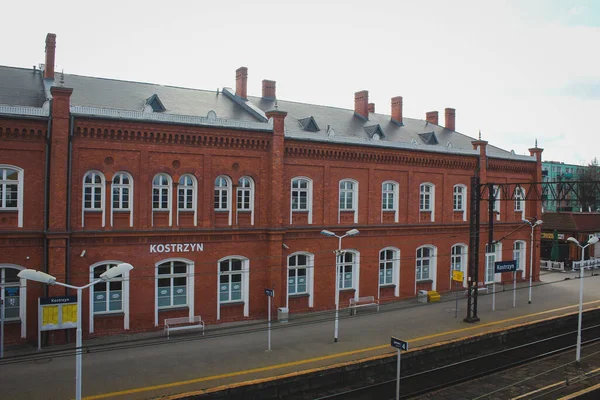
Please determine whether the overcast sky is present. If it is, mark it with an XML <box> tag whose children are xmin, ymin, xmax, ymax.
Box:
<box><xmin>2</xmin><ymin>0</ymin><xmax>599</xmax><ymax>165</ymax></box>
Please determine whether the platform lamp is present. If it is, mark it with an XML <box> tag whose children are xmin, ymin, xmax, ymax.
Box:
<box><xmin>522</xmin><ymin>218</ymin><xmax>543</xmax><ymax>304</ymax></box>
<box><xmin>320</xmin><ymin>228</ymin><xmax>359</xmax><ymax>343</ymax></box>
<box><xmin>18</xmin><ymin>263</ymin><xmax>133</xmax><ymax>400</ymax></box>
<box><xmin>567</xmin><ymin>236</ymin><xmax>599</xmax><ymax>363</ymax></box>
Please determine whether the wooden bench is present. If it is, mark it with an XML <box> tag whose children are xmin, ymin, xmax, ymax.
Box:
<box><xmin>349</xmin><ymin>296</ymin><xmax>379</xmax><ymax>315</ymax></box>
<box><xmin>164</xmin><ymin>316</ymin><xmax>205</xmax><ymax>338</ymax></box>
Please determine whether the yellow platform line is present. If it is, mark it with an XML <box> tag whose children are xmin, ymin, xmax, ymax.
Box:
<box><xmin>83</xmin><ymin>300</ymin><xmax>600</xmax><ymax>400</ymax></box>
<box><xmin>513</xmin><ymin>366</ymin><xmax>600</xmax><ymax>400</ymax></box>
<box><xmin>558</xmin><ymin>381</ymin><xmax>600</xmax><ymax>400</ymax></box>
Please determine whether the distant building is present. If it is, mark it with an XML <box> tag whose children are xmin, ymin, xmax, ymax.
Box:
<box><xmin>542</xmin><ymin>161</ymin><xmax>599</xmax><ymax>212</ymax></box>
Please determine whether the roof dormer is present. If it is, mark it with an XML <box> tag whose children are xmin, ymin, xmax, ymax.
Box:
<box><xmin>144</xmin><ymin>94</ymin><xmax>165</xmax><ymax>113</ymax></box>
<box><xmin>364</xmin><ymin>124</ymin><xmax>385</xmax><ymax>139</ymax></box>
<box><xmin>298</xmin><ymin>116</ymin><xmax>320</xmax><ymax>132</ymax></box>
<box><xmin>418</xmin><ymin>131</ymin><xmax>438</xmax><ymax>145</ymax></box>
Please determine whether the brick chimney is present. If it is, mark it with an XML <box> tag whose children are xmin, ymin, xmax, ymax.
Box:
<box><xmin>426</xmin><ymin>111</ymin><xmax>439</xmax><ymax>125</ymax></box>
<box><xmin>391</xmin><ymin>96</ymin><xmax>403</xmax><ymax>125</ymax></box>
<box><xmin>44</xmin><ymin>33</ymin><xmax>56</xmax><ymax>79</ymax></box>
<box><xmin>354</xmin><ymin>90</ymin><xmax>369</xmax><ymax>119</ymax></box>
<box><xmin>368</xmin><ymin>103</ymin><xmax>375</xmax><ymax>113</ymax></box>
<box><xmin>236</xmin><ymin>67</ymin><xmax>248</xmax><ymax>99</ymax></box>
<box><xmin>445</xmin><ymin>108</ymin><xmax>456</xmax><ymax>131</ymax></box>
<box><xmin>262</xmin><ymin>80</ymin><xmax>276</xmax><ymax>99</ymax></box>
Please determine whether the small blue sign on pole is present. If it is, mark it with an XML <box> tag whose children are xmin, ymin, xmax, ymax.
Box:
<box><xmin>391</xmin><ymin>337</ymin><xmax>408</xmax><ymax>351</ymax></box>
<box><xmin>494</xmin><ymin>260</ymin><xmax>517</xmax><ymax>274</ymax></box>
<box><xmin>264</xmin><ymin>288</ymin><xmax>274</xmax><ymax>297</ymax></box>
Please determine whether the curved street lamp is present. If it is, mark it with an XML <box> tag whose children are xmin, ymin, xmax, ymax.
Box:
<box><xmin>320</xmin><ymin>228</ymin><xmax>359</xmax><ymax>342</ymax></box>
<box><xmin>566</xmin><ymin>236</ymin><xmax>599</xmax><ymax>363</ymax></box>
<box><xmin>18</xmin><ymin>263</ymin><xmax>133</xmax><ymax>400</ymax></box>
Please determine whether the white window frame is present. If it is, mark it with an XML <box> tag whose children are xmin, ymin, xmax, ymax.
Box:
<box><xmin>493</xmin><ymin>185</ymin><xmax>501</xmax><ymax>220</ymax></box>
<box><xmin>419</xmin><ymin>183</ymin><xmax>435</xmax><ymax>222</ymax></box>
<box><xmin>217</xmin><ymin>256</ymin><xmax>249</xmax><ymax>320</ymax></box>
<box><xmin>450</xmin><ymin>244</ymin><xmax>468</xmax><ymax>287</ymax></box>
<box><xmin>88</xmin><ymin>260</ymin><xmax>130</xmax><ymax>333</ymax></box>
<box><xmin>415</xmin><ymin>245</ymin><xmax>437</xmax><ymax>292</ymax></box>
<box><xmin>152</xmin><ymin>173</ymin><xmax>173</xmax><ymax>227</ymax></box>
<box><xmin>82</xmin><ymin>170</ymin><xmax>106</xmax><ymax>227</ymax></box>
<box><xmin>111</xmin><ymin>172</ymin><xmax>134</xmax><ymax>228</ymax></box>
<box><xmin>485</xmin><ymin>242</ymin><xmax>503</xmax><ymax>284</ymax></box>
<box><xmin>381</xmin><ymin>181</ymin><xmax>399</xmax><ymax>223</ymax></box>
<box><xmin>286</xmin><ymin>252</ymin><xmax>314</xmax><ymax>309</ymax></box>
<box><xmin>0</xmin><ymin>264</ymin><xmax>26</xmax><ymax>338</ymax></box>
<box><xmin>177</xmin><ymin>174</ymin><xmax>197</xmax><ymax>227</ymax></box>
<box><xmin>0</xmin><ymin>165</ymin><xmax>24</xmax><ymax>227</ymax></box>
<box><xmin>514</xmin><ymin>186</ymin><xmax>525</xmax><ymax>213</ymax></box>
<box><xmin>214</xmin><ymin>175</ymin><xmax>232</xmax><ymax>226</ymax></box>
<box><xmin>453</xmin><ymin>184</ymin><xmax>467</xmax><ymax>221</ymax></box>
<box><xmin>154</xmin><ymin>258</ymin><xmax>195</xmax><ymax>327</ymax></box>
<box><xmin>336</xmin><ymin>250</ymin><xmax>361</xmax><ymax>303</ymax></box>
<box><xmin>290</xmin><ymin>177</ymin><xmax>313</xmax><ymax>224</ymax></box>
<box><xmin>236</xmin><ymin>176</ymin><xmax>255</xmax><ymax>226</ymax></box>
<box><xmin>379</xmin><ymin>247</ymin><xmax>400</xmax><ymax>297</ymax></box>
<box><xmin>513</xmin><ymin>240</ymin><xmax>527</xmax><ymax>280</ymax></box>
<box><xmin>338</xmin><ymin>179</ymin><xmax>359</xmax><ymax>223</ymax></box>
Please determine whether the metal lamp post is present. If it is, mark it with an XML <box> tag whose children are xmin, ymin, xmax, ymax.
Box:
<box><xmin>522</xmin><ymin>218</ymin><xmax>543</xmax><ymax>304</ymax></box>
<box><xmin>18</xmin><ymin>263</ymin><xmax>133</xmax><ymax>400</ymax></box>
<box><xmin>320</xmin><ymin>228</ymin><xmax>359</xmax><ymax>343</ymax></box>
<box><xmin>567</xmin><ymin>236</ymin><xmax>599</xmax><ymax>363</ymax></box>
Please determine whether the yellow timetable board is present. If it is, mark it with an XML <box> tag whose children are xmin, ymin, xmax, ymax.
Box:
<box><xmin>38</xmin><ymin>296</ymin><xmax>78</xmax><ymax>331</ymax></box>
<box><xmin>452</xmin><ymin>270</ymin><xmax>464</xmax><ymax>282</ymax></box>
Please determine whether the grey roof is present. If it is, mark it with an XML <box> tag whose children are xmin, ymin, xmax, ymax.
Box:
<box><xmin>250</xmin><ymin>96</ymin><xmax>527</xmax><ymax>159</ymax></box>
<box><xmin>57</xmin><ymin>73</ymin><xmax>261</xmax><ymax>123</ymax></box>
<box><xmin>0</xmin><ymin>66</ymin><xmax>46</xmax><ymax>107</ymax></box>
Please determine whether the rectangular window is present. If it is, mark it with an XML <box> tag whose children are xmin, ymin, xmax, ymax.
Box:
<box><xmin>339</xmin><ymin>181</ymin><xmax>355</xmax><ymax>211</ymax></box>
<box><xmin>179</xmin><ymin>187</ymin><xmax>194</xmax><ymax>210</ymax></box>
<box><xmin>237</xmin><ymin>188</ymin><xmax>251</xmax><ymax>210</ymax></box>
<box><xmin>453</xmin><ymin>186</ymin><xmax>464</xmax><ymax>211</ymax></box>
<box><xmin>337</xmin><ymin>252</ymin><xmax>355</xmax><ymax>289</ymax></box>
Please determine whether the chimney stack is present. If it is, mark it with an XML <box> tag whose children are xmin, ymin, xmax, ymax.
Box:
<box><xmin>368</xmin><ymin>103</ymin><xmax>375</xmax><ymax>113</ymax></box>
<box><xmin>391</xmin><ymin>96</ymin><xmax>403</xmax><ymax>125</ymax></box>
<box><xmin>426</xmin><ymin>111</ymin><xmax>439</xmax><ymax>125</ymax></box>
<box><xmin>354</xmin><ymin>90</ymin><xmax>369</xmax><ymax>119</ymax></box>
<box><xmin>236</xmin><ymin>67</ymin><xmax>248</xmax><ymax>100</ymax></box>
<box><xmin>44</xmin><ymin>33</ymin><xmax>56</xmax><ymax>80</ymax></box>
<box><xmin>262</xmin><ymin>80</ymin><xmax>276</xmax><ymax>99</ymax></box>
<box><xmin>445</xmin><ymin>108</ymin><xmax>456</xmax><ymax>131</ymax></box>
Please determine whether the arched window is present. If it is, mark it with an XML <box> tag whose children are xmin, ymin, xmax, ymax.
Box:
<box><xmin>89</xmin><ymin>261</ymin><xmax>131</xmax><ymax>333</ymax></box>
<box><xmin>514</xmin><ymin>186</ymin><xmax>525</xmax><ymax>212</ymax></box>
<box><xmin>451</xmin><ymin>244</ymin><xmax>467</xmax><ymax>286</ymax></box>
<box><xmin>111</xmin><ymin>172</ymin><xmax>133</xmax><ymax>227</ymax></box>
<box><xmin>453</xmin><ymin>184</ymin><xmax>467</xmax><ymax>221</ymax></box>
<box><xmin>379</xmin><ymin>247</ymin><xmax>400</xmax><ymax>297</ymax></box>
<box><xmin>513</xmin><ymin>240</ymin><xmax>526</xmax><ymax>279</ymax></box>
<box><xmin>112</xmin><ymin>173</ymin><xmax>132</xmax><ymax>211</ymax></box>
<box><xmin>217</xmin><ymin>256</ymin><xmax>250</xmax><ymax>320</ymax></box>
<box><xmin>0</xmin><ymin>166</ymin><xmax>23</xmax><ymax>227</ymax></box>
<box><xmin>381</xmin><ymin>181</ymin><xmax>399</xmax><ymax>223</ymax></box>
<box><xmin>214</xmin><ymin>176</ymin><xmax>231</xmax><ymax>211</ymax></box>
<box><xmin>82</xmin><ymin>170</ymin><xmax>106</xmax><ymax>227</ymax></box>
<box><xmin>178</xmin><ymin>175</ymin><xmax>196</xmax><ymax>211</ymax></box>
<box><xmin>290</xmin><ymin>177</ymin><xmax>313</xmax><ymax>224</ymax></box>
<box><xmin>237</xmin><ymin>176</ymin><xmax>255</xmax><ymax>225</ymax></box>
<box><xmin>287</xmin><ymin>252</ymin><xmax>315</xmax><ymax>308</ymax></box>
<box><xmin>152</xmin><ymin>174</ymin><xmax>171</xmax><ymax>211</ymax></box>
<box><xmin>154</xmin><ymin>258</ymin><xmax>195</xmax><ymax>326</ymax></box>
<box><xmin>0</xmin><ymin>264</ymin><xmax>26</xmax><ymax>338</ymax></box>
<box><xmin>416</xmin><ymin>246</ymin><xmax>434</xmax><ymax>281</ymax></box>
<box><xmin>493</xmin><ymin>185</ymin><xmax>501</xmax><ymax>220</ymax></box>
<box><xmin>337</xmin><ymin>250</ymin><xmax>359</xmax><ymax>291</ymax></box>
<box><xmin>420</xmin><ymin>183</ymin><xmax>435</xmax><ymax>222</ymax></box>
<box><xmin>338</xmin><ymin>179</ymin><xmax>359</xmax><ymax>223</ymax></box>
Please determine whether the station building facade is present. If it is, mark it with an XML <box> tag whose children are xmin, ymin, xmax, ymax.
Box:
<box><xmin>0</xmin><ymin>33</ymin><xmax>543</xmax><ymax>344</ymax></box>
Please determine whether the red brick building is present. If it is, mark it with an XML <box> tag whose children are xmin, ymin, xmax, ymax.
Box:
<box><xmin>0</xmin><ymin>33</ymin><xmax>542</xmax><ymax>344</ymax></box>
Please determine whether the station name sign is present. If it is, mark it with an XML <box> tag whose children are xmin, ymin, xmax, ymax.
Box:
<box><xmin>494</xmin><ymin>260</ymin><xmax>517</xmax><ymax>273</ymax></box>
<box><xmin>150</xmin><ymin>243</ymin><xmax>204</xmax><ymax>253</ymax></box>
<box><xmin>40</xmin><ymin>296</ymin><xmax>77</xmax><ymax>305</ymax></box>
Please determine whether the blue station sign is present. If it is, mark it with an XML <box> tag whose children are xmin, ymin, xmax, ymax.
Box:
<box><xmin>264</xmin><ymin>288</ymin><xmax>274</xmax><ymax>297</ymax></box>
<box><xmin>40</xmin><ymin>296</ymin><xmax>77</xmax><ymax>305</ymax></box>
<box><xmin>391</xmin><ymin>337</ymin><xmax>408</xmax><ymax>351</ymax></box>
<box><xmin>494</xmin><ymin>260</ymin><xmax>517</xmax><ymax>273</ymax></box>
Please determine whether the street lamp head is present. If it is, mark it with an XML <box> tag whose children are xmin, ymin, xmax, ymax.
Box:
<box><xmin>589</xmin><ymin>236</ymin><xmax>600</xmax><ymax>245</ymax></box>
<box><xmin>100</xmin><ymin>263</ymin><xmax>133</xmax><ymax>280</ymax></box>
<box><xmin>345</xmin><ymin>228</ymin><xmax>360</xmax><ymax>237</ymax></box>
<box><xmin>522</xmin><ymin>218</ymin><xmax>531</xmax><ymax>225</ymax></box>
<box><xmin>320</xmin><ymin>230</ymin><xmax>336</xmax><ymax>237</ymax></box>
<box><xmin>567</xmin><ymin>237</ymin><xmax>580</xmax><ymax>245</ymax></box>
<box><xmin>535</xmin><ymin>220</ymin><xmax>544</xmax><ymax>226</ymax></box>
<box><xmin>17</xmin><ymin>269</ymin><xmax>57</xmax><ymax>284</ymax></box>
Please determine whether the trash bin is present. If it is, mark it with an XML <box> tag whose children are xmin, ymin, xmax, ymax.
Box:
<box><xmin>277</xmin><ymin>307</ymin><xmax>289</xmax><ymax>323</ymax></box>
<box><xmin>418</xmin><ymin>290</ymin><xmax>428</xmax><ymax>304</ymax></box>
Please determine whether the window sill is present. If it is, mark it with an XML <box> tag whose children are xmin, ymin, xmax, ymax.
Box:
<box><xmin>379</xmin><ymin>284</ymin><xmax>396</xmax><ymax>288</ymax></box>
<box><xmin>153</xmin><ymin>210</ymin><xmax>170</xmax><ymax>213</ymax></box>
<box><xmin>339</xmin><ymin>288</ymin><xmax>356</xmax><ymax>293</ymax></box>
<box><xmin>289</xmin><ymin>293</ymin><xmax>309</xmax><ymax>299</ymax></box>
<box><xmin>0</xmin><ymin>319</ymin><xmax>21</xmax><ymax>324</ymax></box>
<box><xmin>112</xmin><ymin>210</ymin><xmax>131</xmax><ymax>213</ymax></box>
<box><xmin>93</xmin><ymin>312</ymin><xmax>125</xmax><ymax>318</ymax></box>
<box><xmin>220</xmin><ymin>301</ymin><xmax>245</xmax><ymax>307</ymax></box>
<box><xmin>0</xmin><ymin>209</ymin><xmax>19</xmax><ymax>213</ymax></box>
<box><xmin>417</xmin><ymin>279</ymin><xmax>433</xmax><ymax>284</ymax></box>
<box><xmin>237</xmin><ymin>210</ymin><xmax>252</xmax><ymax>213</ymax></box>
<box><xmin>158</xmin><ymin>306</ymin><xmax>189</xmax><ymax>312</ymax></box>
<box><xmin>84</xmin><ymin>210</ymin><xmax>103</xmax><ymax>213</ymax></box>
